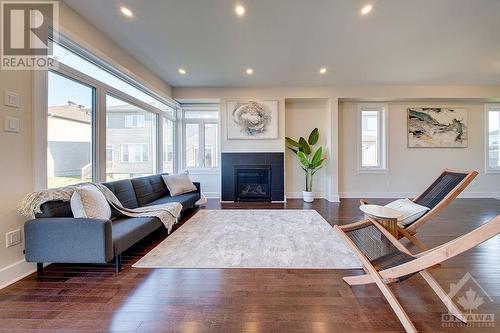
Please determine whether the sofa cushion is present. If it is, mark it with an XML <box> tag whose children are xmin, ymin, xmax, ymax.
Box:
<box><xmin>102</xmin><ymin>179</ymin><xmax>139</xmax><ymax>209</ymax></box>
<box><xmin>131</xmin><ymin>174</ymin><xmax>168</xmax><ymax>207</ymax></box>
<box><xmin>145</xmin><ymin>191</ymin><xmax>200</xmax><ymax>212</ymax></box>
<box><xmin>112</xmin><ymin>217</ymin><xmax>162</xmax><ymax>255</ymax></box>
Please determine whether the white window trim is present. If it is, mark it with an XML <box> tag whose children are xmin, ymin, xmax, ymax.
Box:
<box><xmin>485</xmin><ymin>104</ymin><xmax>500</xmax><ymax>174</ymax></box>
<box><xmin>357</xmin><ymin>103</ymin><xmax>389</xmax><ymax>174</ymax></box>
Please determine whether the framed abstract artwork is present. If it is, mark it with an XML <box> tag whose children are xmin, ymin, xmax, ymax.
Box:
<box><xmin>407</xmin><ymin>108</ymin><xmax>468</xmax><ymax>148</ymax></box>
<box><xmin>226</xmin><ymin>100</ymin><xmax>279</xmax><ymax>139</ymax></box>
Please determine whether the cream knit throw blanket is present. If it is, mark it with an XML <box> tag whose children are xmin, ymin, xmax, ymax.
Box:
<box><xmin>19</xmin><ymin>183</ymin><xmax>182</xmax><ymax>233</ymax></box>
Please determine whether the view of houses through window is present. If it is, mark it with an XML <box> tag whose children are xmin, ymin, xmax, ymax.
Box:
<box><xmin>47</xmin><ymin>71</ymin><xmax>94</xmax><ymax>188</ymax></box>
<box><xmin>46</xmin><ymin>41</ymin><xmax>175</xmax><ymax>188</ymax></box>
<box><xmin>106</xmin><ymin>95</ymin><xmax>157</xmax><ymax>181</ymax></box>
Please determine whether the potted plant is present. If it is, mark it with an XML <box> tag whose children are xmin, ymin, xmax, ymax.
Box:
<box><xmin>285</xmin><ymin>128</ymin><xmax>326</xmax><ymax>203</ymax></box>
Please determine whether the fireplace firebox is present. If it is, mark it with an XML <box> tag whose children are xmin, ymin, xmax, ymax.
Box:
<box><xmin>235</xmin><ymin>166</ymin><xmax>272</xmax><ymax>202</ymax></box>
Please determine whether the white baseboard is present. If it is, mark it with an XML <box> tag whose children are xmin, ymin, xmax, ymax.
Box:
<box><xmin>203</xmin><ymin>192</ymin><xmax>220</xmax><ymax>199</ymax></box>
<box><xmin>0</xmin><ymin>259</ymin><xmax>39</xmax><ymax>290</ymax></box>
<box><xmin>286</xmin><ymin>192</ymin><xmax>340</xmax><ymax>203</ymax></box>
<box><xmin>339</xmin><ymin>192</ymin><xmax>500</xmax><ymax>199</ymax></box>
<box><xmin>286</xmin><ymin>191</ymin><xmax>325</xmax><ymax>199</ymax></box>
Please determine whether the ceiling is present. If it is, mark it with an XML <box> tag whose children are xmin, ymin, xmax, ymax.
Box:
<box><xmin>63</xmin><ymin>0</ymin><xmax>500</xmax><ymax>87</ymax></box>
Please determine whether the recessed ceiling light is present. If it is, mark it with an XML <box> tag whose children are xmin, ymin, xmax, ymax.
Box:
<box><xmin>319</xmin><ymin>67</ymin><xmax>327</xmax><ymax>74</ymax></box>
<box><xmin>120</xmin><ymin>6</ymin><xmax>133</xmax><ymax>17</ymax></box>
<box><xmin>246</xmin><ymin>68</ymin><xmax>253</xmax><ymax>75</ymax></box>
<box><xmin>361</xmin><ymin>4</ymin><xmax>373</xmax><ymax>15</ymax></box>
<box><xmin>178</xmin><ymin>68</ymin><xmax>187</xmax><ymax>75</ymax></box>
<box><xmin>235</xmin><ymin>4</ymin><xmax>246</xmax><ymax>17</ymax></box>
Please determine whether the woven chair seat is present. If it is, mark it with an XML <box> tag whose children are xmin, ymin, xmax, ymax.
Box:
<box><xmin>345</xmin><ymin>224</ymin><xmax>416</xmax><ymax>282</ymax></box>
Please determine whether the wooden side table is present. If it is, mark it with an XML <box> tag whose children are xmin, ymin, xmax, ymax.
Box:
<box><xmin>360</xmin><ymin>204</ymin><xmax>403</xmax><ymax>237</ymax></box>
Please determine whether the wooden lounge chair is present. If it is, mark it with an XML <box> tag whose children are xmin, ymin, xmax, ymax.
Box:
<box><xmin>360</xmin><ymin>169</ymin><xmax>478</xmax><ymax>251</ymax></box>
<box><xmin>335</xmin><ymin>214</ymin><xmax>500</xmax><ymax>333</ymax></box>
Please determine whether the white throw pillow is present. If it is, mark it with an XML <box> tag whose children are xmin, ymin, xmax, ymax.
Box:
<box><xmin>70</xmin><ymin>184</ymin><xmax>112</xmax><ymax>220</ymax></box>
<box><xmin>385</xmin><ymin>198</ymin><xmax>430</xmax><ymax>226</ymax></box>
<box><xmin>162</xmin><ymin>172</ymin><xmax>197</xmax><ymax>196</ymax></box>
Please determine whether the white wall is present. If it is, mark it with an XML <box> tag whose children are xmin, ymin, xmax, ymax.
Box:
<box><xmin>339</xmin><ymin>101</ymin><xmax>500</xmax><ymax>198</ymax></box>
<box><xmin>174</xmin><ymin>85</ymin><xmax>500</xmax><ymax>203</ymax></box>
<box><xmin>0</xmin><ymin>3</ymin><xmax>172</xmax><ymax>288</ymax></box>
<box><xmin>285</xmin><ymin>99</ymin><xmax>329</xmax><ymax>198</ymax></box>
<box><xmin>173</xmin><ymin>87</ymin><xmax>339</xmax><ymax>201</ymax></box>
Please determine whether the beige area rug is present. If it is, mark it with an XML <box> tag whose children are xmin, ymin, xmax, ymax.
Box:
<box><xmin>133</xmin><ymin>209</ymin><xmax>362</xmax><ymax>269</ymax></box>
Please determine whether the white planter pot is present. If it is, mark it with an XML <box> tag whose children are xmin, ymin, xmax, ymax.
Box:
<box><xmin>302</xmin><ymin>191</ymin><xmax>314</xmax><ymax>203</ymax></box>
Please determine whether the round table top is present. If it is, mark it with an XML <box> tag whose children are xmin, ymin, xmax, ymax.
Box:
<box><xmin>360</xmin><ymin>204</ymin><xmax>402</xmax><ymax>219</ymax></box>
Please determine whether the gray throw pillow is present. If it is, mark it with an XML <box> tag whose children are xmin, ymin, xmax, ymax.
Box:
<box><xmin>162</xmin><ymin>172</ymin><xmax>197</xmax><ymax>196</ymax></box>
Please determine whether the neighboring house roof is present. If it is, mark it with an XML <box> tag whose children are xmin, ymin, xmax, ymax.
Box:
<box><xmin>48</xmin><ymin>103</ymin><xmax>142</xmax><ymax>124</ymax></box>
<box><xmin>48</xmin><ymin>103</ymin><xmax>91</xmax><ymax>124</ymax></box>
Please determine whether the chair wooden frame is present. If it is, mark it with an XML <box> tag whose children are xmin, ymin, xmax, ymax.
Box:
<box><xmin>360</xmin><ymin>169</ymin><xmax>478</xmax><ymax>251</ymax></box>
<box><xmin>335</xmin><ymin>214</ymin><xmax>500</xmax><ymax>333</ymax></box>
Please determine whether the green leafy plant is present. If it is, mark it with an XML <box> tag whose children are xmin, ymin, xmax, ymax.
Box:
<box><xmin>285</xmin><ymin>128</ymin><xmax>326</xmax><ymax>192</ymax></box>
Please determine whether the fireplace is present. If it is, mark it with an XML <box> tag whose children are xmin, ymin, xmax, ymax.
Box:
<box><xmin>235</xmin><ymin>166</ymin><xmax>272</xmax><ymax>202</ymax></box>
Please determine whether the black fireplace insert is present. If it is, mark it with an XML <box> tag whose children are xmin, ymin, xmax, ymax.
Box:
<box><xmin>234</xmin><ymin>166</ymin><xmax>272</xmax><ymax>202</ymax></box>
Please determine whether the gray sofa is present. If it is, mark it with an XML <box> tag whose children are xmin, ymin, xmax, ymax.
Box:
<box><xmin>24</xmin><ymin>173</ymin><xmax>201</xmax><ymax>274</ymax></box>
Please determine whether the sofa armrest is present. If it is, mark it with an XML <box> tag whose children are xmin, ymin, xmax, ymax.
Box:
<box><xmin>24</xmin><ymin>218</ymin><xmax>114</xmax><ymax>264</ymax></box>
<box><xmin>193</xmin><ymin>182</ymin><xmax>201</xmax><ymax>194</ymax></box>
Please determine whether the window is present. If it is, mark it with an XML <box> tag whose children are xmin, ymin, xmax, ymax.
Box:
<box><xmin>47</xmin><ymin>71</ymin><xmax>95</xmax><ymax>188</ymax></box>
<box><xmin>121</xmin><ymin>144</ymin><xmax>149</xmax><ymax>162</ymax></box>
<box><xmin>358</xmin><ymin>104</ymin><xmax>388</xmax><ymax>172</ymax></box>
<box><xmin>106</xmin><ymin>145</ymin><xmax>113</xmax><ymax>162</ymax></box>
<box><xmin>41</xmin><ymin>38</ymin><xmax>178</xmax><ymax>188</ymax></box>
<box><xmin>486</xmin><ymin>104</ymin><xmax>500</xmax><ymax>173</ymax></box>
<box><xmin>204</xmin><ymin>123</ymin><xmax>218</xmax><ymax>168</ymax></box>
<box><xmin>106</xmin><ymin>95</ymin><xmax>157</xmax><ymax>180</ymax></box>
<box><xmin>182</xmin><ymin>105</ymin><xmax>219</xmax><ymax>169</ymax></box>
<box><xmin>124</xmin><ymin>114</ymin><xmax>145</xmax><ymax>128</ymax></box>
<box><xmin>51</xmin><ymin>42</ymin><xmax>175</xmax><ymax>118</ymax></box>
<box><xmin>163</xmin><ymin>118</ymin><xmax>174</xmax><ymax>173</ymax></box>
<box><xmin>185</xmin><ymin>123</ymin><xmax>200</xmax><ymax>168</ymax></box>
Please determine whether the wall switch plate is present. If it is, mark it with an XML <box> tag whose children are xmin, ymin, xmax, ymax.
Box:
<box><xmin>4</xmin><ymin>91</ymin><xmax>20</xmax><ymax>108</ymax></box>
<box><xmin>6</xmin><ymin>229</ymin><xmax>22</xmax><ymax>248</ymax></box>
<box><xmin>4</xmin><ymin>116</ymin><xmax>19</xmax><ymax>133</ymax></box>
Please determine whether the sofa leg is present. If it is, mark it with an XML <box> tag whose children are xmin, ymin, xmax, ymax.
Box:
<box><xmin>115</xmin><ymin>255</ymin><xmax>122</xmax><ymax>273</ymax></box>
<box><xmin>37</xmin><ymin>263</ymin><xmax>43</xmax><ymax>277</ymax></box>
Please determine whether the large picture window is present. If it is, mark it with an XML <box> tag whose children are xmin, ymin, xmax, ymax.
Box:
<box><xmin>358</xmin><ymin>104</ymin><xmax>388</xmax><ymax>173</ymax></box>
<box><xmin>106</xmin><ymin>95</ymin><xmax>157</xmax><ymax>180</ymax></box>
<box><xmin>42</xmin><ymin>38</ymin><xmax>177</xmax><ymax>188</ymax></box>
<box><xmin>47</xmin><ymin>71</ymin><xmax>95</xmax><ymax>188</ymax></box>
<box><xmin>486</xmin><ymin>104</ymin><xmax>500</xmax><ymax>173</ymax></box>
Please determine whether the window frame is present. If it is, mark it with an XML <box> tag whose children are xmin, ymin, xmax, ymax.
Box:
<box><xmin>357</xmin><ymin>103</ymin><xmax>389</xmax><ymax>174</ymax></box>
<box><xmin>485</xmin><ymin>104</ymin><xmax>500</xmax><ymax>174</ymax></box>
<box><xmin>181</xmin><ymin>105</ymin><xmax>220</xmax><ymax>171</ymax></box>
<box><xmin>35</xmin><ymin>34</ymin><xmax>179</xmax><ymax>188</ymax></box>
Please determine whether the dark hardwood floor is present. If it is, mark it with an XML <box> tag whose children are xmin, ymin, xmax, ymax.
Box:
<box><xmin>1</xmin><ymin>198</ymin><xmax>500</xmax><ymax>333</ymax></box>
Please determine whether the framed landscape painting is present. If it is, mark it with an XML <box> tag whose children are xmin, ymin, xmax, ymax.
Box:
<box><xmin>407</xmin><ymin>108</ymin><xmax>468</xmax><ymax>148</ymax></box>
<box><xmin>226</xmin><ymin>100</ymin><xmax>279</xmax><ymax>139</ymax></box>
